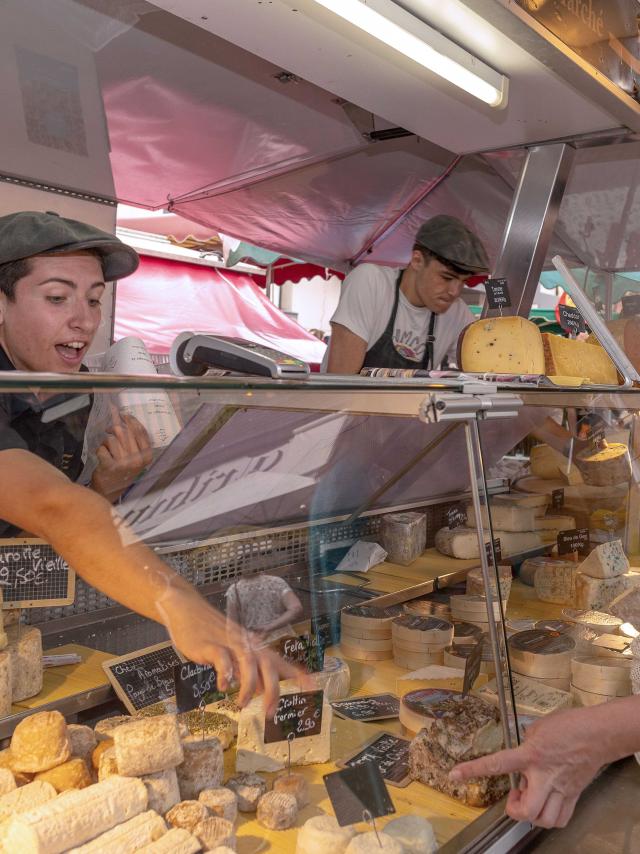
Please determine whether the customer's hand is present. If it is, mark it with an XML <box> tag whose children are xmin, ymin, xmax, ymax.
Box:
<box><xmin>450</xmin><ymin>708</ymin><xmax>607</xmax><ymax>828</ymax></box>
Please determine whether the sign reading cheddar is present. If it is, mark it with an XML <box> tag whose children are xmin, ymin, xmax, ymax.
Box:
<box><xmin>515</xmin><ymin>0</ymin><xmax>640</xmax><ymax>100</ymax></box>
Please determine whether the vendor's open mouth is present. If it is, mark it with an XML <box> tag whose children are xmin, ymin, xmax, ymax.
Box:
<box><xmin>55</xmin><ymin>342</ymin><xmax>86</xmax><ymax>362</ymax></box>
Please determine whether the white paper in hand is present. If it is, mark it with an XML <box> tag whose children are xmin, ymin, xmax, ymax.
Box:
<box><xmin>335</xmin><ymin>541</ymin><xmax>387</xmax><ymax>573</ymax></box>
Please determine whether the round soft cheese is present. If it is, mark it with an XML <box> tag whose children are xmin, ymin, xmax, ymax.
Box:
<box><xmin>451</xmin><ymin>621</ymin><xmax>483</xmax><ymax>645</ymax></box>
<box><xmin>508</xmin><ymin>630</ymin><xmax>575</xmax><ymax>678</ymax></box>
<box><xmin>562</xmin><ymin>609</ymin><xmax>623</xmax><ymax>635</ymax></box>
<box><xmin>383</xmin><ymin>816</ymin><xmax>438</xmax><ymax>854</ymax></box>
<box><xmin>443</xmin><ymin>644</ymin><xmax>496</xmax><ymax>675</ymax></box>
<box><xmin>571</xmin><ymin>655</ymin><xmax>631</xmax><ymax>695</ymax></box>
<box><xmin>295</xmin><ymin>814</ymin><xmax>356</xmax><ymax>854</ymax></box>
<box><xmin>399</xmin><ymin>688</ymin><xmax>462</xmax><ymax>733</ymax></box>
<box><xmin>345</xmin><ymin>831</ymin><xmax>404</xmax><ymax>854</ymax></box>
<box><xmin>392</xmin><ymin>616</ymin><xmax>453</xmax><ymax>647</ymax></box>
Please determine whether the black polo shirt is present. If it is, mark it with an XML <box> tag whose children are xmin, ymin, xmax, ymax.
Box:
<box><xmin>0</xmin><ymin>346</ymin><xmax>91</xmax><ymax>535</ymax></box>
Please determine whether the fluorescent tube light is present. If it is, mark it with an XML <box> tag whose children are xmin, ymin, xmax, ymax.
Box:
<box><xmin>310</xmin><ymin>0</ymin><xmax>508</xmax><ymax>107</ymax></box>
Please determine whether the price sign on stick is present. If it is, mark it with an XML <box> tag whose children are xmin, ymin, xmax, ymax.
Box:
<box><xmin>275</xmin><ymin>633</ymin><xmax>325</xmax><ymax>673</ymax></box>
<box><xmin>331</xmin><ymin>694</ymin><xmax>400</xmax><ymax>722</ymax></box>
<box><xmin>484</xmin><ymin>278</ymin><xmax>512</xmax><ymax>311</ymax></box>
<box><xmin>558</xmin><ymin>305</ymin><xmax>586</xmax><ymax>336</ymax></box>
<box><xmin>264</xmin><ymin>690</ymin><xmax>324</xmax><ymax>744</ymax></box>
<box><xmin>0</xmin><ymin>538</ymin><xmax>75</xmax><ymax>608</ymax></box>
<box><xmin>339</xmin><ymin>732</ymin><xmax>411</xmax><ymax>788</ymax></box>
<box><xmin>557</xmin><ymin>528</ymin><xmax>590</xmax><ymax>556</ymax></box>
<box><xmin>173</xmin><ymin>662</ymin><xmax>220</xmax><ymax>713</ymax></box>
<box><xmin>485</xmin><ymin>538</ymin><xmax>502</xmax><ymax>564</ymax></box>
<box><xmin>552</xmin><ymin>489</ymin><xmax>565</xmax><ymax>510</ymax></box>
<box><xmin>102</xmin><ymin>642</ymin><xmax>182</xmax><ymax>714</ymax></box>
<box><xmin>324</xmin><ymin>761</ymin><xmax>395</xmax><ymax>827</ymax></box>
<box><xmin>447</xmin><ymin>504</ymin><xmax>468</xmax><ymax>529</ymax></box>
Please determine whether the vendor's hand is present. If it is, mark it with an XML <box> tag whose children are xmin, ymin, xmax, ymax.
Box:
<box><xmin>159</xmin><ymin>587</ymin><xmax>309</xmax><ymax>716</ymax></box>
<box><xmin>91</xmin><ymin>408</ymin><xmax>153</xmax><ymax>502</ymax></box>
<box><xmin>449</xmin><ymin>709</ymin><xmax>606</xmax><ymax>828</ymax></box>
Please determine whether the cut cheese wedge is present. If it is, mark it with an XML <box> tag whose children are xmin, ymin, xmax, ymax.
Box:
<box><xmin>459</xmin><ymin>317</ymin><xmax>545</xmax><ymax>374</ymax></box>
<box><xmin>542</xmin><ymin>333</ymin><xmax>619</xmax><ymax>385</ymax></box>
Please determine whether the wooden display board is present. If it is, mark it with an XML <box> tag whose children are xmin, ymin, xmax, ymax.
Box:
<box><xmin>0</xmin><ymin>538</ymin><xmax>75</xmax><ymax>608</ymax></box>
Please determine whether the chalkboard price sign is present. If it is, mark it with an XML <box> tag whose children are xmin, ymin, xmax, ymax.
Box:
<box><xmin>557</xmin><ymin>528</ymin><xmax>590</xmax><ymax>556</ymax></box>
<box><xmin>275</xmin><ymin>633</ymin><xmax>325</xmax><ymax>673</ymax></box>
<box><xmin>324</xmin><ymin>761</ymin><xmax>395</xmax><ymax>827</ymax></box>
<box><xmin>485</xmin><ymin>538</ymin><xmax>502</xmax><ymax>564</ymax></box>
<box><xmin>0</xmin><ymin>538</ymin><xmax>75</xmax><ymax>608</ymax></box>
<box><xmin>447</xmin><ymin>504</ymin><xmax>468</xmax><ymax>529</ymax></box>
<box><xmin>340</xmin><ymin>732</ymin><xmax>411</xmax><ymax>788</ymax></box>
<box><xmin>484</xmin><ymin>278</ymin><xmax>512</xmax><ymax>310</ymax></box>
<box><xmin>552</xmin><ymin>489</ymin><xmax>565</xmax><ymax>510</ymax></box>
<box><xmin>331</xmin><ymin>693</ymin><xmax>400</xmax><ymax>722</ymax></box>
<box><xmin>312</xmin><ymin>613</ymin><xmax>340</xmax><ymax>646</ymax></box>
<box><xmin>558</xmin><ymin>304</ymin><xmax>586</xmax><ymax>336</ymax></box>
<box><xmin>264</xmin><ymin>690</ymin><xmax>324</xmax><ymax>744</ymax></box>
<box><xmin>174</xmin><ymin>662</ymin><xmax>219</xmax><ymax>713</ymax></box>
<box><xmin>102</xmin><ymin>642</ymin><xmax>182</xmax><ymax>713</ymax></box>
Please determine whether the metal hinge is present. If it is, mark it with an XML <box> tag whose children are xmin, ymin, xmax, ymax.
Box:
<box><xmin>420</xmin><ymin>392</ymin><xmax>523</xmax><ymax>423</ymax></box>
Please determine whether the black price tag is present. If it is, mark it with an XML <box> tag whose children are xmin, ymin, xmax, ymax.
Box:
<box><xmin>173</xmin><ymin>662</ymin><xmax>219</xmax><ymax>713</ymax></box>
<box><xmin>102</xmin><ymin>642</ymin><xmax>182</xmax><ymax>714</ymax></box>
<box><xmin>340</xmin><ymin>733</ymin><xmax>411</xmax><ymax>788</ymax></box>
<box><xmin>558</xmin><ymin>305</ymin><xmax>586</xmax><ymax>335</ymax></box>
<box><xmin>552</xmin><ymin>489</ymin><xmax>565</xmax><ymax>510</ymax></box>
<box><xmin>447</xmin><ymin>504</ymin><xmax>468</xmax><ymax>529</ymax></box>
<box><xmin>324</xmin><ymin>761</ymin><xmax>396</xmax><ymax>827</ymax></box>
<box><xmin>312</xmin><ymin>613</ymin><xmax>340</xmax><ymax>645</ymax></box>
<box><xmin>484</xmin><ymin>278</ymin><xmax>512</xmax><ymax>310</ymax></box>
<box><xmin>0</xmin><ymin>538</ymin><xmax>75</xmax><ymax>608</ymax></box>
<box><xmin>462</xmin><ymin>641</ymin><xmax>483</xmax><ymax>696</ymax></box>
<box><xmin>557</xmin><ymin>528</ymin><xmax>590</xmax><ymax>556</ymax></box>
<box><xmin>276</xmin><ymin>634</ymin><xmax>325</xmax><ymax>673</ymax></box>
<box><xmin>485</xmin><ymin>538</ymin><xmax>502</xmax><ymax>564</ymax></box>
<box><xmin>331</xmin><ymin>694</ymin><xmax>400</xmax><ymax>722</ymax></box>
<box><xmin>264</xmin><ymin>690</ymin><xmax>324</xmax><ymax>744</ymax></box>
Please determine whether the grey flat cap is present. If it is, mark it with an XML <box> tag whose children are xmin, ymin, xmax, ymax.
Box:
<box><xmin>415</xmin><ymin>215</ymin><xmax>489</xmax><ymax>274</ymax></box>
<box><xmin>0</xmin><ymin>210</ymin><xmax>139</xmax><ymax>280</ymax></box>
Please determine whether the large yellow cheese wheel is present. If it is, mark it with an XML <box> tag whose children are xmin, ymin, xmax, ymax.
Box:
<box><xmin>459</xmin><ymin>317</ymin><xmax>545</xmax><ymax>374</ymax></box>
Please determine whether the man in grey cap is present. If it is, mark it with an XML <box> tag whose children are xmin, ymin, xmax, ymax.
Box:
<box><xmin>325</xmin><ymin>214</ymin><xmax>489</xmax><ymax>373</ymax></box>
<box><xmin>0</xmin><ymin>210</ymin><xmax>299</xmax><ymax>713</ymax></box>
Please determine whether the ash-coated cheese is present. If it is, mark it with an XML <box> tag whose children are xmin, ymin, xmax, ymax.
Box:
<box><xmin>273</xmin><ymin>771</ymin><xmax>310</xmax><ymax>808</ymax></box>
<box><xmin>3</xmin><ymin>775</ymin><xmax>148</xmax><ymax>853</ymax></box>
<box><xmin>345</xmin><ymin>831</ymin><xmax>404</xmax><ymax>854</ymax></box>
<box><xmin>67</xmin><ymin>725</ymin><xmax>97</xmax><ymax>761</ymax></box>
<box><xmin>435</xmin><ymin>527</ymin><xmax>541</xmax><ymax>560</ymax></box>
<box><xmin>295</xmin><ymin>815</ymin><xmax>356</xmax><ymax>854</ymax></box>
<box><xmin>236</xmin><ymin>696</ymin><xmax>332</xmax><ymax>773</ymax></box>
<box><xmin>7</xmin><ymin>626</ymin><xmax>42</xmax><ymax>702</ymax></box>
<box><xmin>166</xmin><ymin>799</ymin><xmax>209</xmax><ymax>831</ymax></box>
<box><xmin>137</xmin><ymin>826</ymin><xmax>201</xmax><ymax>853</ymax></box>
<box><xmin>176</xmin><ymin>737</ymin><xmax>224</xmax><ymax>799</ymax></box>
<box><xmin>66</xmin><ymin>810</ymin><xmax>167</xmax><ymax>853</ymax></box>
<box><xmin>465</xmin><ymin>501</ymin><xmax>538</xmax><ymax>532</ymax></box>
<box><xmin>575</xmin><ymin>572</ymin><xmax>629</xmax><ymax>611</ymax></box>
<box><xmin>226</xmin><ymin>772</ymin><xmax>267</xmax><ymax>812</ymax></box>
<box><xmin>199</xmin><ymin>786</ymin><xmax>238</xmax><ymax>822</ymax></box>
<box><xmin>35</xmin><ymin>757</ymin><xmax>92</xmax><ymax>792</ymax></box>
<box><xmin>193</xmin><ymin>816</ymin><xmax>236</xmax><ymax>849</ymax></box>
<box><xmin>257</xmin><ymin>791</ymin><xmax>298</xmax><ymax>830</ymax></box>
<box><xmin>460</xmin><ymin>316</ymin><xmax>545</xmax><ymax>375</ymax></box>
<box><xmin>0</xmin><ymin>780</ymin><xmax>57</xmax><ymax>823</ymax></box>
<box><xmin>142</xmin><ymin>768</ymin><xmax>181</xmax><ymax>815</ymax></box>
<box><xmin>476</xmin><ymin>673</ymin><xmax>572</xmax><ymax>716</ymax></box>
<box><xmin>383</xmin><ymin>816</ymin><xmax>438</xmax><ymax>854</ymax></box>
<box><xmin>579</xmin><ymin>540</ymin><xmax>629</xmax><ymax>579</ymax></box>
<box><xmin>533</xmin><ymin>558</ymin><xmax>577</xmax><ymax>605</ymax></box>
<box><xmin>380</xmin><ymin>512</ymin><xmax>426</xmax><ymax>565</ymax></box>
<box><xmin>10</xmin><ymin>710</ymin><xmax>71</xmax><ymax>773</ymax></box>
<box><xmin>113</xmin><ymin>715</ymin><xmax>184</xmax><ymax>777</ymax></box>
<box><xmin>0</xmin><ymin>651</ymin><xmax>12</xmax><ymax>717</ymax></box>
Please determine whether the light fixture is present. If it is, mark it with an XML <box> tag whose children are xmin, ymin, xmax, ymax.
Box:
<box><xmin>309</xmin><ymin>0</ymin><xmax>508</xmax><ymax>108</ymax></box>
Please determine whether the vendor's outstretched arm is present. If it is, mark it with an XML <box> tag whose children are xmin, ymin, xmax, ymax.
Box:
<box><xmin>0</xmin><ymin>448</ymin><xmax>303</xmax><ymax>713</ymax></box>
<box><xmin>450</xmin><ymin>696</ymin><xmax>640</xmax><ymax>828</ymax></box>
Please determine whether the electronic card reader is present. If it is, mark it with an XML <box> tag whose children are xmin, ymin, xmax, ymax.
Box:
<box><xmin>170</xmin><ymin>332</ymin><xmax>310</xmax><ymax>379</ymax></box>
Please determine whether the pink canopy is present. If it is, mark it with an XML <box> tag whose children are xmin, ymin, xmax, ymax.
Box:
<box><xmin>113</xmin><ymin>256</ymin><xmax>327</xmax><ymax>366</ymax></box>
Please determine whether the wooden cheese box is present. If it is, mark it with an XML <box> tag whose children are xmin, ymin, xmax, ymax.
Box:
<box><xmin>508</xmin><ymin>630</ymin><xmax>575</xmax><ymax>680</ymax></box>
<box><xmin>570</xmin><ymin>655</ymin><xmax>631</xmax><ymax>696</ymax></box>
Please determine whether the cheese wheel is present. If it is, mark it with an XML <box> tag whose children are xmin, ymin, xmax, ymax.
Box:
<box><xmin>226</xmin><ymin>773</ymin><xmax>267</xmax><ymax>812</ymax></box>
<box><xmin>576</xmin><ymin>441</ymin><xmax>631</xmax><ymax>486</ymax></box>
<box><xmin>295</xmin><ymin>815</ymin><xmax>356</xmax><ymax>854</ymax></box>
<box><xmin>534</xmin><ymin>619</ymin><xmax>597</xmax><ymax>653</ymax></box>
<box><xmin>340</xmin><ymin>634</ymin><xmax>393</xmax><ymax>652</ymax></box>
<box><xmin>113</xmin><ymin>715</ymin><xmax>184</xmax><ymax>777</ymax></box>
<box><xmin>435</xmin><ymin>527</ymin><xmax>542</xmax><ymax>560</ymax></box>
<box><xmin>391</xmin><ymin>616</ymin><xmax>453</xmax><ymax>646</ymax></box>
<box><xmin>571</xmin><ymin>656</ymin><xmax>631</xmax><ymax>695</ymax></box>
<box><xmin>452</xmin><ymin>621</ymin><xmax>483</xmax><ymax>645</ymax></box>
<box><xmin>562</xmin><ymin>608</ymin><xmax>623</xmax><ymax>635</ymax></box>
<box><xmin>10</xmin><ymin>710</ymin><xmax>71</xmax><ymax>774</ymax></box>
<box><xmin>465</xmin><ymin>501</ymin><xmax>538</xmax><ymax>532</ymax></box>
<box><xmin>459</xmin><ymin>316</ymin><xmax>545</xmax><ymax>375</ymax></box>
<box><xmin>511</xmin><ymin>671</ymin><xmax>571</xmax><ymax>692</ymax></box>
<box><xmin>508</xmin><ymin>630</ymin><xmax>575</xmax><ymax>679</ymax></box>
<box><xmin>399</xmin><ymin>688</ymin><xmax>462</xmax><ymax>734</ymax></box>
<box><xmin>176</xmin><ymin>737</ymin><xmax>224</xmax><ymax>800</ymax></box>
<box><xmin>257</xmin><ymin>791</ymin><xmax>298</xmax><ymax>830</ymax></box>
<box><xmin>383</xmin><ymin>816</ymin><xmax>438</xmax><ymax>854</ymax></box>
<box><xmin>571</xmin><ymin>683</ymin><xmax>620</xmax><ymax>707</ymax></box>
<box><xmin>533</xmin><ymin>558</ymin><xmax>577</xmax><ymax>605</ymax></box>
<box><xmin>167</xmin><ymin>800</ymin><xmax>209</xmax><ymax>832</ymax></box>
<box><xmin>345</xmin><ymin>831</ymin><xmax>403</xmax><ymax>854</ymax></box>
<box><xmin>198</xmin><ymin>786</ymin><xmax>238</xmax><ymax>822</ymax></box>
<box><xmin>340</xmin><ymin>641</ymin><xmax>392</xmax><ymax>661</ymax></box>
<box><xmin>466</xmin><ymin>565</ymin><xmax>512</xmax><ymax>599</ymax></box>
<box><xmin>341</xmin><ymin>606</ymin><xmax>396</xmax><ymax>637</ymax></box>
<box><xmin>192</xmin><ymin>816</ymin><xmax>236</xmax><ymax>849</ymax></box>
<box><xmin>450</xmin><ymin>595</ymin><xmax>502</xmax><ymax>622</ymax></box>
<box><xmin>404</xmin><ymin>598</ymin><xmax>450</xmax><ymax>618</ymax></box>
<box><xmin>143</xmin><ymin>769</ymin><xmax>181</xmax><ymax>816</ymax></box>
<box><xmin>393</xmin><ymin>649</ymin><xmax>445</xmax><ymax>670</ymax></box>
<box><xmin>7</xmin><ymin>626</ymin><xmax>42</xmax><ymax>702</ymax></box>
<box><xmin>273</xmin><ymin>772</ymin><xmax>310</xmax><ymax>808</ymax></box>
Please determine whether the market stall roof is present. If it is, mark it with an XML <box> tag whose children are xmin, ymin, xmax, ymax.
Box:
<box><xmin>113</xmin><ymin>255</ymin><xmax>327</xmax><ymax>365</ymax></box>
<box><xmin>4</xmin><ymin>1</ymin><xmax>640</xmax><ymax>274</ymax></box>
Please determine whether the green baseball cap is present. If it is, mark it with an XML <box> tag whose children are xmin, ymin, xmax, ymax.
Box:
<box><xmin>0</xmin><ymin>210</ymin><xmax>139</xmax><ymax>280</ymax></box>
<box><xmin>415</xmin><ymin>215</ymin><xmax>489</xmax><ymax>274</ymax></box>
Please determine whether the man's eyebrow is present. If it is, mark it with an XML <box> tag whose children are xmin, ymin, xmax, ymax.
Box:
<box><xmin>36</xmin><ymin>278</ymin><xmax>106</xmax><ymax>289</ymax></box>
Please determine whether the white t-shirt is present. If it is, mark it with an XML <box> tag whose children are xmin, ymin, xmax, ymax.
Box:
<box><xmin>322</xmin><ymin>264</ymin><xmax>474</xmax><ymax>371</ymax></box>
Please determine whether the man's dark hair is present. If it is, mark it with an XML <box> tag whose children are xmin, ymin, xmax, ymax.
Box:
<box><xmin>0</xmin><ymin>258</ymin><xmax>30</xmax><ymax>301</ymax></box>
<box><xmin>413</xmin><ymin>245</ymin><xmax>470</xmax><ymax>278</ymax></box>
<box><xmin>0</xmin><ymin>250</ymin><xmax>105</xmax><ymax>301</ymax></box>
